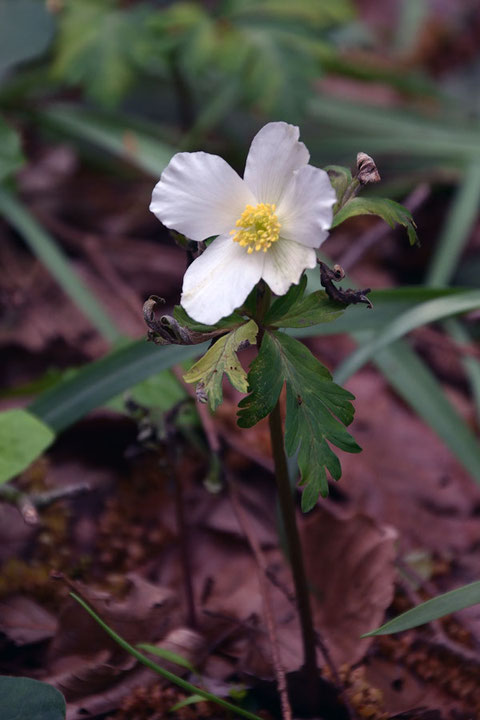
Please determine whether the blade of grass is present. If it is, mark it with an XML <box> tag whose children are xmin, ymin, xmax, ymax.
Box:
<box><xmin>425</xmin><ymin>161</ymin><xmax>480</xmax><ymax>287</ymax></box>
<box><xmin>0</xmin><ymin>187</ymin><xmax>122</xmax><ymax>344</ymax></box>
<box><xmin>363</xmin><ymin>580</ymin><xmax>480</xmax><ymax>636</ymax></box>
<box><xmin>307</xmin><ymin>95</ymin><xmax>480</xmax><ymax>161</ymax></box>
<box><xmin>424</xmin><ymin>159</ymin><xmax>480</xmax><ymax>422</ymax></box>
<box><xmin>445</xmin><ymin>318</ymin><xmax>480</xmax><ymax>424</ymax></box>
<box><xmin>334</xmin><ymin>290</ymin><xmax>480</xmax><ymax>383</ymax></box>
<box><xmin>29</xmin><ymin>340</ymin><xmax>207</xmax><ymax>433</ymax></box>
<box><xmin>37</xmin><ymin>104</ymin><xmax>175</xmax><ymax>177</ymax></box>
<box><xmin>70</xmin><ymin>592</ymin><xmax>263</xmax><ymax>720</ymax></box>
<box><xmin>370</xmin><ymin>339</ymin><xmax>480</xmax><ymax>483</ymax></box>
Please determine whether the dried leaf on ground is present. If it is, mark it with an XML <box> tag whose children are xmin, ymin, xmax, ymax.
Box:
<box><xmin>301</xmin><ymin>502</ymin><xmax>397</xmax><ymax>666</ymax></box>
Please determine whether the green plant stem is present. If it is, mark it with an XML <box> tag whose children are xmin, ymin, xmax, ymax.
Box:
<box><xmin>268</xmin><ymin>399</ymin><xmax>319</xmax><ymax>700</ymax></box>
<box><xmin>70</xmin><ymin>592</ymin><xmax>263</xmax><ymax>720</ymax></box>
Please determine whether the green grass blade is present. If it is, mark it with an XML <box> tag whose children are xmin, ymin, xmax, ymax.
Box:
<box><xmin>445</xmin><ymin>318</ymin><xmax>480</xmax><ymax>424</ymax></box>
<box><xmin>307</xmin><ymin>94</ymin><xmax>480</xmax><ymax>161</ymax></box>
<box><xmin>29</xmin><ymin>340</ymin><xmax>207</xmax><ymax>433</ymax></box>
<box><xmin>137</xmin><ymin>643</ymin><xmax>196</xmax><ymax>674</ymax></box>
<box><xmin>0</xmin><ymin>187</ymin><xmax>122</xmax><ymax>344</ymax></box>
<box><xmin>334</xmin><ymin>290</ymin><xmax>480</xmax><ymax>382</ymax></box>
<box><xmin>369</xmin><ymin>340</ymin><xmax>480</xmax><ymax>483</ymax></box>
<box><xmin>70</xmin><ymin>593</ymin><xmax>263</xmax><ymax>720</ymax></box>
<box><xmin>363</xmin><ymin>580</ymin><xmax>480</xmax><ymax>636</ymax></box>
<box><xmin>37</xmin><ymin>104</ymin><xmax>175</xmax><ymax>177</ymax></box>
<box><xmin>425</xmin><ymin>161</ymin><xmax>480</xmax><ymax>287</ymax></box>
<box><xmin>424</xmin><ymin>159</ymin><xmax>480</xmax><ymax>422</ymax></box>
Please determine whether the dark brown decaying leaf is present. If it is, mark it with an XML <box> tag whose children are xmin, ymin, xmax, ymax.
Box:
<box><xmin>0</xmin><ymin>595</ymin><xmax>58</xmax><ymax>645</ymax></box>
<box><xmin>300</xmin><ymin>503</ymin><xmax>397</xmax><ymax>666</ymax></box>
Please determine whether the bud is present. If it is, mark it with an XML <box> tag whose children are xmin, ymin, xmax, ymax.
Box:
<box><xmin>356</xmin><ymin>152</ymin><xmax>381</xmax><ymax>185</ymax></box>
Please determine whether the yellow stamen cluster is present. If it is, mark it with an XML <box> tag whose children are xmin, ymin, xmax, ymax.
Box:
<box><xmin>231</xmin><ymin>203</ymin><xmax>280</xmax><ymax>254</ymax></box>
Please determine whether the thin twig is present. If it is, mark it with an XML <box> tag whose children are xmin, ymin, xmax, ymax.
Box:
<box><xmin>0</xmin><ymin>481</ymin><xmax>91</xmax><ymax>525</ymax></box>
<box><xmin>227</xmin><ymin>474</ymin><xmax>293</xmax><ymax>720</ymax></box>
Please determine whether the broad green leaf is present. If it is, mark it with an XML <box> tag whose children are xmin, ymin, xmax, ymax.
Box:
<box><xmin>266</xmin><ymin>290</ymin><xmax>344</xmax><ymax>328</ymax></box>
<box><xmin>332</xmin><ymin>197</ymin><xmax>418</xmax><ymax>246</ymax></box>
<box><xmin>71</xmin><ymin>592</ymin><xmax>263</xmax><ymax>720</ymax></box>
<box><xmin>29</xmin><ymin>340</ymin><xmax>208</xmax><ymax>434</ymax></box>
<box><xmin>0</xmin><ymin>115</ymin><xmax>24</xmax><ymax>181</ymax></box>
<box><xmin>38</xmin><ymin>104</ymin><xmax>174</xmax><ymax>177</ymax></box>
<box><xmin>363</xmin><ymin>580</ymin><xmax>480</xmax><ymax>636</ymax></box>
<box><xmin>335</xmin><ymin>289</ymin><xmax>480</xmax><ymax>383</ymax></box>
<box><xmin>183</xmin><ymin>320</ymin><xmax>258</xmax><ymax>411</ymax></box>
<box><xmin>137</xmin><ymin>643</ymin><xmax>196</xmax><ymax>674</ymax></box>
<box><xmin>0</xmin><ymin>676</ymin><xmax>65</xmax><ymax>720</ymax></box>
<box><xmin>0</xmin><ymin>187</ymin><xmax>122</xmax><ymax>344</ymax></box>
<box><xmin>238</xmin><ymin>332</ymin><xmax>360</xmax><ymax>510</ymax></box>
<box><xmin>0</xmin><ymin>0</ymin><xmax>55</xmax><ymax>75</ymax></box>
<box><xmin>107</xmin><ymin>370</ymin><xmax>186</xmax><ymax>414</ymax></box>
<box><xmin>0</xmin><ymin>409</ymin><xmax>55</xmax><ymax>485</ymax></box>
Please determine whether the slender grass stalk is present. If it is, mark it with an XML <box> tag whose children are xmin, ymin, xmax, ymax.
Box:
<box><xmin>70</xmin><ymin>592</ymin><xmax>263</xmax><ymax>720</ymax></box>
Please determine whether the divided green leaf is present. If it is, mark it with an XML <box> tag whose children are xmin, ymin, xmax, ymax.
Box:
<box><xmin>0</xmin><ymin>676</ymin><xmax>65</xmax><ymax>720</ymax></box>
<box><xmin>266</xmin><ymin>289</ymin><xmax>344</xmax><ymax>328</ymax></box>
<box><xmin>238</xmin><ymin>331</ymin><xmax>360</xmax><ymax>510</ymax></box>
<box><xmin>332</xmin><ymin>197</ymin><xmax>418</xmax><ymax>246</ymax></box>
<box><xmin>0</xmin><ymin>409</ymin><xmax>55</xmax><ymax>486</ymax></box>
<box><xmin>184</xmin><ymin>320</ymin><xmax>258</xmax><ymax>411</ymax></box>
<box><xmin>52</xmin><ymin>0</ymin><xmax>146</xmax><ymax>108</ymax></box>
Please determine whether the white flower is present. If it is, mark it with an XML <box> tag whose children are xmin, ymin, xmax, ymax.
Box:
<box><xmin>150</xmin><ymin>122</ymin><xmax>336</xmax><ymax>325</ymax></box>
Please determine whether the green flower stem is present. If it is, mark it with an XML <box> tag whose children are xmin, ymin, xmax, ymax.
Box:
<box><xmin>254</xmin><ymin>281</ymin><xmax>319</xmax><ymax>706</ymax></box>
<box><xmin>268</xmin><ymin>399</ymin><xmax>319</xmax><ymax>697</ymax></box>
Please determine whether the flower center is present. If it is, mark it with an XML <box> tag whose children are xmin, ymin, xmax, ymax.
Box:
<box><xmin>231</xmin><ymin>203</ymin><xmax>281</xmax><ymax>254</ymax></box>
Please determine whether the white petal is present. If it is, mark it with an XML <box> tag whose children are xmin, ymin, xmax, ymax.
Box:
<box><xmin>150</xmin><ymin>152</ymin><xmax>255</xmax><ymax>242</ymax></box>
<box><xmin>277</xmin><ymin>165</ymin><xmax>337</xmax><ymax>248</ymax></box>
<box><xmin>262</xmin><ymin>238</ymin><xmax>317</xmax><ymax>296</ymax></box>
<box><xmin>181</xmin><ymin>234</ymin><xmax>264</xmax><ymax>324</ymax></box>
<box><xmin>244</xmin><ymin>122</ymin><xmax>309</xmax><ymax>206</ymax></box>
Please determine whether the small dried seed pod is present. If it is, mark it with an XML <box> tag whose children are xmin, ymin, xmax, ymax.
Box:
<box><xmin>356</xmin><ymin>152</ymin><xmax>381</xmax><ymax>185</ymax></box>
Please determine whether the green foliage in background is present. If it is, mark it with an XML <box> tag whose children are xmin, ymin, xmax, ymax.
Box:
<box><xmin>51</xmin><ymin>0</ymin><xmax>355</xmax><ymax>119</ymax></box>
